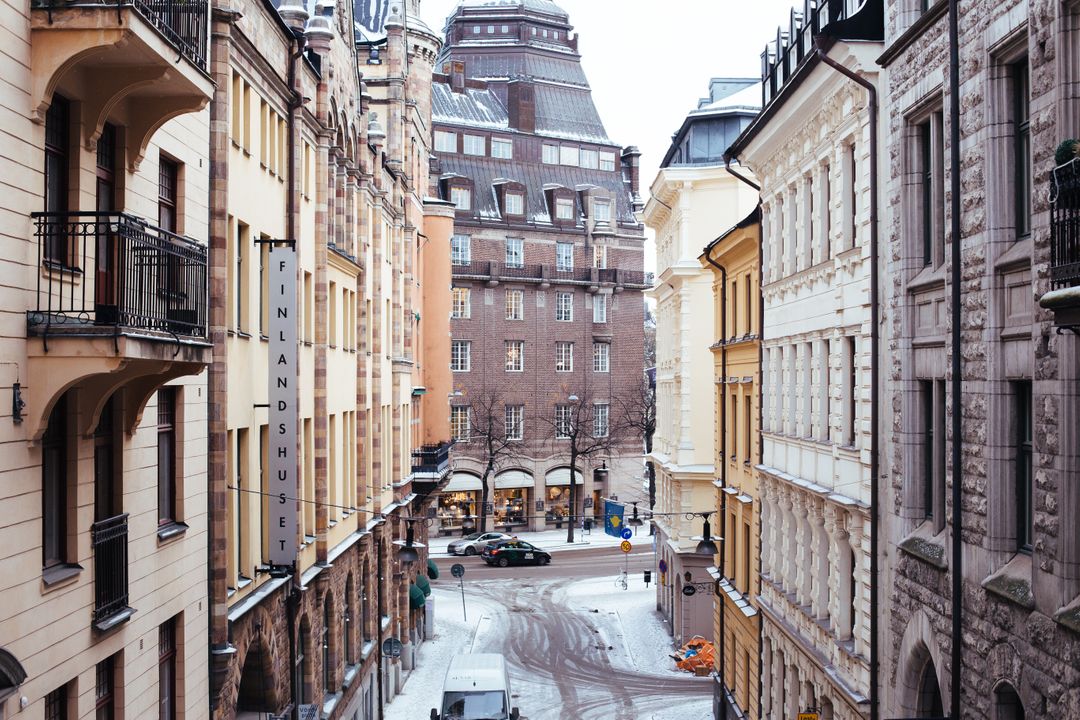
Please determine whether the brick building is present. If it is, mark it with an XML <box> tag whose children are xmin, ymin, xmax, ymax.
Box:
<box><xmin>431</xmin><ymin>0</ymin><xmax>649</xmax><ymax>535</ymax></box>
<box><xmin>879</xmin><ymin>0</ymin><xmax>1080</xmax><ymax>716</ymax></box>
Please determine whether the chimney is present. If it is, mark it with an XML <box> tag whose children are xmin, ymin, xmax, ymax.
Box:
<box><xmin>621</xmin><ymin>146</ymin><xmax>643</xmax><ymax>212</ymax></box>
<box><xmin>506</xmin><ymin>78</ymin><xmax>535</xmax><ymax>133</ymax></box>
<box><xmin>451</xmin><ymin>61</ymin><xmax>466</xmax><ymax>93</ymax></box>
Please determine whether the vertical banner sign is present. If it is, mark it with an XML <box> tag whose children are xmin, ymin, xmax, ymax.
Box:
<box><xmin>604</xmin><ymin>499</ymin><xmax>625</xmax><ymax>538</ymax></box>
<box><xmin>269</xmin><ymin>244</ymin><xmax>298</xmax><ymax>567</ymax></box>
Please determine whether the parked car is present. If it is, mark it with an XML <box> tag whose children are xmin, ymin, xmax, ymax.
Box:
<box><xmin>447</xmin><ymin>531</ymin><xmax>512</xmax><ymax>556</ymax></box>
<box><xmin>481</xmin><ymin>540</ymin><xmax>552</xmax><ymax>567</ymax></box>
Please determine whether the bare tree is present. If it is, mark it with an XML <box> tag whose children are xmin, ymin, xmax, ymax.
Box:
<box><xmin>466</xmin><ymin>387</ymin><xmax>524</xmax><ymax>533</ymax></box>
<box><xmin>616</xmin><ymin>374</ymin><xmax>657</xmax><ymax>527</ymax></box>
<box><xmin>539</xmin><ymin>385</ymin><xmax>624</xmax><ymax>543</ymax></box>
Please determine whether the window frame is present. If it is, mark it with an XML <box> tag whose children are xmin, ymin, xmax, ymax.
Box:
<box><xmin>451</xmin><ymin>339</ymin><xmax>471</xmax><ymax>372</ymax></box>
<box><xmin>158</xmin><ymin>618</ymin><xmax>177</xmax><ymax>720</ymax></box>
<box><xmin>555</xmin><ymin>291</ymin><xmax>574</xmax><ymax>322</ymax></box>
<box><xmin>559</xmin><ymin>146</ymin><xmax>580</xmax><ymax>166</ymax></box>
<box><xmin>157</xmin><ymin>387</ymin><xmax>179</xmax><ymax>528</ymax></box>
<box><xmin>491</xmin><ymin>137</ymin><xmax>513</xmax><ymax>159</ymax></box>
<box><xmin>434</xmin><ymin>130</ymin><xmax>457</xmax><ymax>153</ymax></box>
<box><xmin>593</xmin><ymin>294</ymin><xmax>607</xmax><ymax>323</ymax></box>
<box><xmin>505</xmin><ymin>340</ymin><xmax>524</xmax><ymax>372</ymax></box>
<box><xmin>451</xmin><ymin>287</ymin><xmax>471</xmax><ymax>319</ymax></box>
<box><xmin>451</xmin><ymin>234</ymin><xmax>471</xmax><ymax>265</ymax></box>
<box><xmin>556</xmin><ymin>242</ymin><xmax>574</xmax><ymax>271</ymax></box>
<box><xmin>555</xmin><ymin>341</ymin><xmax>574</xmax><ymax>372</ymax></box>
<box><xmin>451</xmin><ymin>406</ymin><xmax>471</xmax><ymax>442</ymax></box>
<box><xmin>555</xmin><ymin>197</ymin><xmax>575</xmax><ymax>221</ymax></box>
<box><xmin>504</xmin><ymin>405</ymin><xmax>524</xmax><ymax>441</ymax></box>
<box><xmin>504</xmin><ymin>192</ymin><xmax>524</xmax><ymax>217</ymax></box>
<box><xmin>463</xmin><ymin>134</ymin><xmax>486</xmax><ymax>157</ymax></box>
<box><xmin>505</xmin><ymin>289</ymin><xmax>524</xmax><ymax>320</ymax></box>
<box><xmin>555</xmin><ymin>405</ymin><xmax>573</xmax><ymax>439</ymax></box>
<box><xmin>593</xmin><ymin>342</ymin><xmax>610</xmax><ymax>372</ymax></box>
<box><xmin>450</xmin><ymin>186</ymin><xmax>472</xmax><ymax>211</ymax></box>
<box><xmin>1014</xmin><ymin>380</ymin><xmax>1033</xmax><ymax>553</ymax></box>
<box><xmin>593</xmin><ymin>198</ymin><xmax>611</xmax><ymax>223</ymax></box>
<box><xmin>1013</xmin><ymin>58</ymin><xmax>1031</xmax><ymax>239</ymax></box>
<box><xmin>592</xmin><ymin>403</ymin><xmax>609</xmax><ymax>438</ymax></box>
<box><xmin>599</xmin><ymin>151</ymin><xmax>616</xmax><ymax>172</ymax></box>
<box><xmin>158</xmin><ymin>156</ymin><xmax>180</xmax><ymax>234</ymax></box>
<box><xmin>542</xmin><ymin>144</ymin><xmax>559</xmax><ymax>165</ymax></box>
<box><xmin>42</xmin><ymin>395</ymin><xmax>70</xmax><ymax>569</ymax></box>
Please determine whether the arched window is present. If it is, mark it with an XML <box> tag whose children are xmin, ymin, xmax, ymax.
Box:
<box><xmin>361</xmin><ymin>559</ymin><xmax>372</xmax><ymax>643</ymax></box>
<box><xmin>345</xmin><ymin>575</ymin><xmax>356</xmax><ymax>666</ymax></box>
<box><xmin>297</xmin><ymin>617</ymin><xmax>312</xmax><ymax>704</ymax></box>
<box><xmin>322</xmin><ymin>595</ymin><xmax>333</xmax><ymax>692</ymax></box>
<box><xmin>995</xmin><ymin>682</ymin><xmax>1025</xmax><ymax>720</ymax></box>
<box><xmin>916</xmin><ymin>658</ymin><xmax>943</xmax><ymax>717</ymax></box>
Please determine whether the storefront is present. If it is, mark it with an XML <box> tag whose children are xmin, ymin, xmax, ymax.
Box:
<box><xmin>493</xmin><ymin>470</ymin><xmax>533</xmax><ymax>529</ymax></box>
<box><xmin>543</xmin><ymin>467</ymin><xmax>583</xmax><ymax>528</ymax></box>
<box><xmin>437</xmin><ymin>472</ymin><xmax>481</xmax><ymax>535</ymax></box>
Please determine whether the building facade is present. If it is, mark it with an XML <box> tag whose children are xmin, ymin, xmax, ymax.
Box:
<box><xmin>433</xmin><ymin>0</ymin><xmax>648</xmax><ymax>535</ymax></box>
<box><xmin>701</xmin><ymin>208</ymin><xmax>762</xmax><ymax>720</ymax></box>
<box><xmin>645</xmin><ymin>78</ymin><xmax>760</xmax><ymax>648</ymax></box>
<box><xmin>205</xmin><ymin>1</ymin><xmax>452</xmax><ymax>719</ymax></box>
<box><xmin>0</xmin><ymin>0</ymin><xmax>214</xmax><ymax>717</ymax></box>
<box><xmin>727</xmin><ymin>3</ymin><xmax>885</xmax><ymax>717</ymax></box>
<box><xmin>880</xmin><ymin>0</ymin><xmax>1080</xmax><ymax>715</ymax></box>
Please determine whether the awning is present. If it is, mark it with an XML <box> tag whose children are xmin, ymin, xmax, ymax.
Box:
<box><xmin>426</xmin><ymin>558</ymin><xmax>440</xmax><ymax>580</ymax></box>
<box><xmin>415</xmin><ymin>574</ymin><xmax>431</xmax><ymax>597</ymax></box>
<box><xmin>494</xmin><ymin>470</ymin><xmax>535</xmax><ymax>489</ymax></box>
<box><xmin>443</xmin><ymin>473</ymin><xmax>482</xmax><ymax>492</ymax></box>
<box><xmin>545</xmin><ymin>467</ymin><xmax>583</xmax><ymax>486</ymax></box>
<box><xmin>409</xmin><ymin>584</ymin><xmax>426</xmax><ymax>610</ymax></box>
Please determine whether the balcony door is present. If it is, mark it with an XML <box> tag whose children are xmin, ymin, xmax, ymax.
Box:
<box><xmin>95</xmin><ymin>124</ymin><xmax>120</xmax><ymax>324</ymax></box>
<box><xmin>94</xmin><ymin>397</ymin><xmax>121</xmax><ymax>523</ymax></box>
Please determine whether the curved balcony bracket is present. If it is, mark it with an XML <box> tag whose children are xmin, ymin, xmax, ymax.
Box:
<box><xmin>126</xmin><ymin>91</ymin><xmax>210</xmax><ymax>171</ymax></box>
<box><xmin>78</xmin><ymin>65</ymin><xmax>171</xmax><ymax>148</ymax></box>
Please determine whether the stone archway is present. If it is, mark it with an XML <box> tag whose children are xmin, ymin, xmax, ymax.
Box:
<box><xmin>894</xmin><ymin>610</ymin><xmax>948</xmax><ymax>717</ymax></box>
<box><xmin>237</xmin><ymin>637</ymin><xmax>277</xmax><ymax>715</ymax></box>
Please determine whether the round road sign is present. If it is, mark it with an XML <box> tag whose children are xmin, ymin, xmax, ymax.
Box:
<box><xmin>382</xmin><ymin>638</ymin><xmax>403</xmax><ymax>658</ymax></box>
<box><xmin>682</xmin><ymin>584</ymin><xmax>697</xmax><ymax>597</ymax></box>
<box><xmin>658</xmin><ymin>559</ymin><xmax>668</xmax><ymax>573</ymax></box>
<box><xmin>620</xmin><ymin>527</ymin><xmax>633</xmax><ymax>540</ymax></box>
<box><xmin>620</xmin><ymin>540</ymin><xmax>632</xmax><ymax>553</ymax></box>
<box><xmin>450</xmin><ymin>563</ymin><xmax>465</xmax><ymax>578</ymax></box>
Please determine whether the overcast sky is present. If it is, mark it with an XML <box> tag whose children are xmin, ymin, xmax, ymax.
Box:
<box><xmin>418</xmin><ymin>0</ymin><xmax>800</xmax><ymax>269</ymax></box>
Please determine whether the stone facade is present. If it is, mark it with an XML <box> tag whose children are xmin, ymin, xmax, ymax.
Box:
<box><xmin>880</xmin><ymin>0</ymin><xmax>1080</xmax><ymax>716</ymax></box>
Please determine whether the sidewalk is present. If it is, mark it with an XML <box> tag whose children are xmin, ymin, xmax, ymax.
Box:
<box><xmin>426</xmin><ymin>525</ymin><xmax>653</xmax><ymax>555</ymax></box>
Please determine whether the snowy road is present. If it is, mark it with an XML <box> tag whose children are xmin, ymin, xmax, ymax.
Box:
<box><xmin>385</xmin><ymin>550</ymin><xmax>714</xmax><ymax>720</ymax></box>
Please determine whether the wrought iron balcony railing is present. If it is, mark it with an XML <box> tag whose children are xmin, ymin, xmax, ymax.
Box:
<box><xmin>1051</xmin><ymin>160</ymin><xmax>1080</xmax><ymax>289</ymax></box>
<box><xmin>29</xmin><ymin>212</ymin><xmax>208</xmax><ymax>340</ymax></box>
<box><xmin>35</xmin><ymin>0</ymin><xmax>209</xmax><ymax>70</ymax></box>
<box><xmin>412</xmin><ymin>441</ymin><xmax>453</xmax><ymax>477</ymax></box>
<box><xmin>91</xmin><ymin>513</ymin><xmax>130</xmax><ymax>630</ymax></box>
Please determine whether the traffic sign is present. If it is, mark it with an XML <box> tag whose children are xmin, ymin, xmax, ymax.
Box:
<box><xmin>450</xmin><ymin>563</ymin><xmax>465</xmax><ymax>578</ymax></box>
<box><xmin>658</xmin><ymin>559</ymin><xmax>668</xmax><ymax>573</ymax></box>
<box><xmin>620</xmin><ymin>540</ymin><xmax>632</xmax><ymax>553</ymax></box>
<box><xmin>620</xmin><ymin>527</ymin><xmax>632</xmax><ymax>540</ymax></box>
<box><xmin>382</xmin><ymin>638</ymin><xmax>403</xmax><ymax>658</ymax></box>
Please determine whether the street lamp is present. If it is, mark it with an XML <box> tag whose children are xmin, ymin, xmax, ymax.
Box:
<box><xmin>688</xmin><ymin>511</ymin><xmax>719</xmax><ymax>556</ymax></box>
<box><xmin>627</xmin><ymin>502</ymin><xmax>644</xmax><ymax>528</ymax></box>
<box><xmin>394</xmin><ymin>518</ymin><xmax>429</xmax><ymax>564</ymax></box>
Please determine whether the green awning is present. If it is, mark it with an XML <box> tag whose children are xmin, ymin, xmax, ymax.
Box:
<box><xmin>416</xmin><ymin>574</ymin><xmax>431</xmax><ymax>597</ymax></box>
<box><xmin>409</xmin><ymin>583</ymin><xmax>426</xmax><ymax>610</ymax></box>
<box><xmin>427</xmin><ymin>558</ymin><xmax>440</xmax><ymax>579</ymax></box>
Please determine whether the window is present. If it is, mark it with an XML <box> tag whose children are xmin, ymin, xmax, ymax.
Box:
<box><xmin>505</xmin><ymin>340</ymin><xmax>524</xmax><ymax>371</ymax></box>
<box><xmin>451</xmin><ymin>340</ymin><xmax>471</xmax><ymax>372</ymax></box>
<box><xmin>451</xmin><ymin>287</ymin><xmax>471</xmax><ymax>319</ymax></box>
<box><xmin>44</xmin><ymin>95</ymin><xmax>70</xmax><ymax>265</ymax></box>
<box><xmin>505</xmin><ymin>237</ymin><xmax>524</xmax><ymax>267</ymax></box>
<box><xmin>473</xmin><ymin>25</ymin><xmax>480</xmax><ymax>34</ymax></box>
<box><xmin>593</xmin><ymin>198</ymin><xmax>611</xmax><ymax>223</ymax></box>
<box><xmin>463</xmin><ymin>134</ymin><xmax>486</xmax><ymax>156</ymax></box>
<box><xmin>912</xmin><ymin>110</ymin><xmax>944</xmax><ymax>267</ymax></box>
<box><xmin>555</xmin><ymin>292</ymin><xmax>573</xmax><ymax>321</ymax></box>
<box><xmin>158</xmin><ymin>619</ymin><xmax>177</xmax><ymax>720</ymax></box>
<box><xmin>450</xmin><ymin>186</ymin><xmax>471</xmax><ymax>211</ymax></box>
<box><xmin>555</xmin><ymin>405</ymin><xmax>573</xmax><ymax>438</ymax></box>
<box><xmin>556</xmin><ymin>242</ymin><xmax>574</xmax><ymax>270</ymax></box>
<box><xmin>593</xmin><ymin>245</ymin><xmax>607</xmax><ymax>269</ymax></box>
<box><xmin>821</xmin><ymin>161</ymin><xmax>832</xmax><ymax>259</ymax></box>
<box><xmin>434</xmin><ymin>131</ymin><xmax>457</xmax><ymax>153</ymax></box>
<box><xmin>96</xmin><ymin>123</ymin><xmax>117</xmax><ymax>212</ymax></box>
<box><xmin>492</xmin><ymin>138</ymin><xmax>513</xmax><ymax>159</ymax></box>
<box><xmin>556</xmin><ymin>197</ymin><xmax>575</xmax><ymax>220</ymax></box>
<box><xmin>158</xmin><ymin>388</ymin><xmax>178</xmax><ymax>526</ymax></box>
<box><xmin>158</xmin><ymin>157</ymin><xmax>179</xmax><ymax>234</ymax></box>
<box><xmin>580</xmin><ymin>149</ymin><xmax>599</xmax><ymax>169</ymax></box>
<box><xmin>451</xmin><ymin>234</ymin><xmax>471</xmax><ymax>265</ymax></box>
<box><xmin>844</xmin><ymin>142</ymin><xmax>857</xmax><ymax>250</ymax></box>
<box><xmin>555</xmin><ymin>341</ymin><xmax>574</xmax><ymax>372</ymax></box>
<box><xmin>451</xmin><ymin>406</ymin><xmax>471</xmax><ymax>442</ymax></box>
<box><xmin>95</xmin><ymin>656</ymin><xmax>115</xmax><ymax>720</ymax></box>
<box><xmin>745</xmin><ymin>273</ymin><xmax>752</xmax><ymax>333</ymax></box>
<box><xmin>542</xmin><ymin>144</ymin><xmax>559</xmax><ymax>164</ymax></box>
<box><xmin>505</xmin><ymin>192</ymin><xmax>524</xmax><ymax>216</ymax></box>
<box><xmin>501</xmin><ymin>24</ymin><xmax>508</xmax><ymax>32</ymax></box>
<box><xmin>1013</xmin><ymin>59</ymin><xmax>1031</xmax><ymax>238</ymax></box>
<box><xmin>322</xmin><ymin>598</ymin><xmax>332</xmax><ymax>692</ymax></box>
<box><xmin>94</xmin><ymin>397</ymin><xmax>120</xmax><ymax>523</ymax></box>
<box><xmin>593</xmin><ymin>294</ymin><xmax>607</xmax><ymax>323</ymax></box>
<box><xmin>593</xmin><ymin>404</ymin><xmax>609</xmax><ymax>438</ymax></box>
<box><xmin>560</xmin><ymin>146</ymin><xmax>580</xmax><ymax>166</ymax></box>
<box><xmin>843</xmin><ymin>337</ymin><xmax>857</xmax><ymax>446</ymax></box>
<box><xmin>593</xmin><ymin>342</ymin><xmax>609</xmax><ymax>372</ymax></box>
<box><xmin>42</xmin><ymin>395</ymin><xmax>69</xmax><ymax>568</ymax></box>
<box><xmin>505</xmin><ymin>405</ymin><xmax>524</xmax><ymax>440</ymax></box>
<box><xmin>1014</xmin><ymin>380</ymin><xmax>1033</xmax><ymax>552</ymax></box>
<box><xmin>487</xmin><ymin>25</ymin><xmax>494</xmax><ymax>33</ymax></box>
<box><xmin>506</xmin><ymin>289</ymin><xmax>524</xmax><ymax>320</ymax></box>
<box><xmin>600</xmin><ymin>151</ymin><xmax>616</xmax><ymax>172</ymax></box>
<box><xmin>46</xmin><ymin>684</ymin><xmax>68</xmax><ymax>720</ymax></box>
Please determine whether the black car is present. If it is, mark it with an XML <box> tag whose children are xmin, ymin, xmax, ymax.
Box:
<box><xmin>481</xmin><ymin>540</ymin><xmax>551</xmax><ymax>567</ymax></box>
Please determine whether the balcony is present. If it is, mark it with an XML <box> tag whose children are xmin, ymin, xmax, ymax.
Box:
<box><xmin>26</xmin><ymin>212</ymin><xmax>210</xmax><ymax>441</ymax></box>
<box><xmin>451</xmin><ymin>261</ymin><xmax>653</xmax><ymax>290</ymax></box>
<box><xmin>31</xmin><ymin>0</ymin><xmax>212</xmax><ymax>170</ymax></box>
<box><xmin>1042</xmin><ymin>160</ymin><xmax>1080</xmax><ymax>332</ymax></box>
<box><xmin>91</xmin><ymin>514</ymin><xmax>133</xmax><ymax>632</ymax></box>
<box><xmin>412</xmin><ymin>440</ymin><xmax>454</xmax><ymax>480</ymax></box>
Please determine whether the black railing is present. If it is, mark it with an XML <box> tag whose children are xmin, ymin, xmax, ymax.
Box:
<box><xmin>91</xmin><ymin>514</ymin><xmax>129</xmax><ymax>626</ymax></box>
<box><xmin>451</xmin><ymin>261</ymin><xmax>652</xmax><ymax>288</ymax></box>
<box><xmin>35</xmin><ymin>0</ymin><xmax>208</xmax><ymax>70</ymax></box>
<box><xmin>761</xmin><ymin>0</ymin><xmax>848</xmax><ymax>107</ymax></box>
<box><xmin>30</xmin><ymin>212</ymin><xmax>208</xmax><ymax>339</ymax></box>
<box><xmin>412</xmin><ymin>441</ymin><xmax>453</xmax><ymax>476</ymax></box>
<box><xmin>1051</xmin><ymin>161</ymin><xmax>1080</xmax><ymax>289</ymax></box>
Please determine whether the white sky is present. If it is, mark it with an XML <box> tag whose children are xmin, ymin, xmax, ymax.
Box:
<box><xmin>419</xmin><ymin>0</ymin><xmax>800</xmax><ymax>271</ymax></box>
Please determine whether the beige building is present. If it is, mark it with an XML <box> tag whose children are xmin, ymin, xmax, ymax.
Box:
<box><xmin>203</xmin><ymin>0</ymin><xmax>453</xmax><ymax>719</ymax></box>
<box><xmin>701</xmin><ymin>207</ymin><xmax>762</xmax><ymax>720</ymax></box>
<box><xmin>644</xmin><ymin>79</ymin><xmax>759</xmax><ymax>647</ymax></box>
<box><xmin>0</xmin><ymin>0</ymin><xmax>214</xmax><ymax>718</ymax></box>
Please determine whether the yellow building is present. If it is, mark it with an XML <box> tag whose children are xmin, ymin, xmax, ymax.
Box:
<box><xmin>701</xmin><ymin>207</ymin><xmax>762</xmax><ymax>720</ymax></box>
<box><xmin>205</xmin><ymin>1</ymin><xmax>452</xmax><ymax>718</ymax></box>
<box><xmin>0</xmin><ymin>0</ymin><xmax>214</xmax><ymax>717</ymax></box>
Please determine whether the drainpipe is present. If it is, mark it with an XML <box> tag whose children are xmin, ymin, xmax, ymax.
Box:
<box><xmin>377</xmin><ymin>534</ymin><xmax>386</xmax><ymax>720</ymax></box>
<box><xmin>814</xmin><ymin>44</ymin><xmax>880</xmax><ymax>720</ymax></box>
<box><xmin>287</xmin><ymin>30</ymin><xmax>306</xmax><ymax>243</ymax></box>
<box><xmin>947</xmin><ymin>1</ymin><xmax>964</xmax><ymax>716</ymax></box>
<box><xmin>703</xmin><ymin>249</ymin><xmax>727</xmax><ymax>717</ymax></box>
<box><xmin>724</xmin><ymin>159</ymin><xmax>761</xmax><ymax>720</ymax></box>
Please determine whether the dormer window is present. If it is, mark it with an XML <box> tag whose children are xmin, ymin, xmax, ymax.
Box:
<box><xmin>580</xmin><ymin>149</ymin><xmax>599</xmax><ymax>169</ymax></box>
<box><xmin>553</xmin><ymin>31</ymin><xmax>559</xmax><ymax>40</ymax></box>
<box><xmin>593</xmin><ymin>198</ymin><xmax>611</xmax><ymax>223</ymax></box>
<box><xmin>505</xmin><ymin>192</ymin><xmax>524</xmax><ymax>216</ymax></box>
<box><xmin>451</xmin><ymin>186</ymin><xmax>471</xmax><ymax>211</ymax></box>
<box><xmin>463</xmin><ymin>135</ymin><xmax>486</xmax><ymax>156</ymax></box>
<box><xmin>435</xmin><ymin>131</ymin><xmax>457</xmax><ymax>153</ymax></box>
<box><xmin>542</xmin><ymin>144</ymin><xmax>559</xmax><ymax>164</ymax></box>
<box><xmin>473</xmin><ymin>26</ymin><xmax>481</xmax><ymax>34</ymax></box>
<box><xmin>492</xmin><ymin>138</ymin><xmax>513</xmax><ymax>159</ymax></box>
<box><xmin>560</xmin><ymin>146</ymin><xmax>579</xmax><ymax>166</ymax></box>
<box><xmin>556</xmin><ymin>197</ymin><xmax>574</xmax><ymax>220</ymax></box>
<box><xmin>600</xmin><ymin>151</ymin><xmax>616</xmax><ymax>172</ymax></box>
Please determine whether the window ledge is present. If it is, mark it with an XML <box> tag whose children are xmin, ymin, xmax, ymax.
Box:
<box><xmin>237</xmin><ymin>575</ymin><xmax>254</xmax><ymax>591</ymax></box>
<box><xmin>995</xmin><ymin>237</ymin><xmax>1032</xmax><ymax>272</ymax></box>
<box><xmin>42</xmin><ymin>563</ymin><xmax>83</xmax><ymax>589</ymax></box>
<box><xmin>982</xmin><ymin>553</ymin><xmax>1034</xmax><ymax>609</ymax></box>
<box><xmin>1054</xmin><ymin>595</ymin><xmax>1080</xmax><ymax>634</ymax></box>
<box><xmin>93</xmin><ymin>606</ymin><xmax>136</xmax><ymax>634</ymax></box>
<box><xmin>898</xmin><ymin>523</ymin><xmax>947</xmax><ymax>569</ymax></box>
<box><xmin>320</xmin><ymin>691</ymin><xmax>342</xmax><ymax>719</ymax></box>
<box><xmin>157</xmin><ymin>521</ymin><xmax>189</xmax><ymax>543</ymax></box>
<box><xmin>907</xmin><ymin>262</ymin><xmax>947</xmax><ymax>293</ymax></box>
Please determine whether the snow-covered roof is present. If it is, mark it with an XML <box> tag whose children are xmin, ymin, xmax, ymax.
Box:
<box><xmin>692</xmin><ymin>82</ymin><xmax>762</xmax><ymax>115</ymax></box>
<box><xmin>458</xmin><ymin>0</ymin><xmax>568</xmax><ymax>18</ymax></box>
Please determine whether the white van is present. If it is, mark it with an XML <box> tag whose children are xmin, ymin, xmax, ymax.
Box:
<box><xmin>429</xmin><ymin>653</ymin><xmax>521</xmax><ymax>720</ymax></box>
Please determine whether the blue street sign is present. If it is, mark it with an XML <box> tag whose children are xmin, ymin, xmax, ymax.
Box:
<box><xmin>620</xmin><ymin>527</ymin><xmax>633</xmax><ymax>540</ymax></box>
